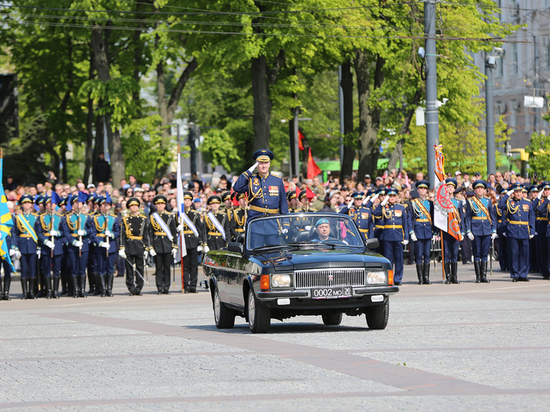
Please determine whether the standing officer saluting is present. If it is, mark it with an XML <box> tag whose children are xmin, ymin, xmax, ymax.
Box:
<box><xmin>465</xmin><ymin>180</ymin><xmax>497</xmax><ymax>283</ymax></box>
<box><xmin>119</xmin><ymin>197</ymin><xmax>151</xmax><ymax>296</ymax></box>
<box><xmin>180</xmin><ymin>191</ymin><xmax>206</xmax><ymax>293</ymax></box>
<box><xmin>13</xmin><ymin>194</ymin><xmax>39</xmax><ymax>299</ymax></box>
<box><xmin>340</xmin><ymin>191</ymin><xmax>373</xmax><ymax>242</ymax></box>
<box><xmin>204</xmin><ymin>195</ymin><xmax>230</xmax><ymax>251</ymax></box>
<box><xmin>442</xmin><ymin>178</ymin><xmax>465</xmax><ymax>284</ymax></box>
<box><xmin>233</xmin><ymin>149</ymin><xmax>289</xmax><ymax>248</ymax></box>
<box><xmin>373</xmin><ymin>188</ymin><xmax>409</xmax><ymax>286</ymax></box>
<box><xmin>498</xmin><ymin>184</ymin><xmax>535</xmax><ymax>282</ymax></box>
<box><xmin>149</xmin><ymin>195</ymin><xmax>177</xmax><ymax>295</ymax></box>
<box><xmin>408</xmin><ymin>180</ymin><xmax>435</xmax><ymax>285</ymax></box>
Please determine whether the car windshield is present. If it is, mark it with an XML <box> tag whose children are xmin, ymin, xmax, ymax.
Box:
<box><xmin>246</xmin><ymin>213</ymin><xmax>365</xmax><ymax>250</ymax></box>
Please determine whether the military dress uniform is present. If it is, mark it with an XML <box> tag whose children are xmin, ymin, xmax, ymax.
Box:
<box><xmin>57</xmin><ymin>196</ymin><xmax>72</xmax><ymax>295</ymax></box>
<box><xmin>536</xmin><ymin>182</ymin><xmax>550</xmax><ymax>279</ymax></box>
<box><xmin>499</xmin><ymin>185</ymin><xmax>535</xmax><ymax>281</ymax></box>
<box><xmin>373</xmin><ymin>188</ymin><xmax>409</xmax><ymax>285</ymax></box>
<box><xmin>149</xmin><ymin>195</ymin><xmax>177</xmax><ymax>294</ymax></box>
<box><xmin>442</xmin><ymin>179</ymin><xmax>465</xmax><ymax>284</ymax></box>
<box><xmin>119</xmin><ymin>197</ymin><xmax>151</xmax><ymax>295</ymax></box>
<box><xmin>408</xmin><ymin>181</ymin><xmax>435</xmax><ymax>285</ymax></box>
<box><xmin>60</xmin><ymin>195</ymin><xmax>93</xmax><ymax>298</ymax></box>
<box><xmin>465</xmin><ymin>180</ymin><xmax>497</xmax><ymax>283</ymax></box>
<box><xmin>221</xmin><ymin>191</ymin><xmax>234</xmax><ymax>234</ymax></box>
<box><xmin>495</xmin><ymin>188</ymin><xmax>509</xmax><ymax>272</ymax></box>
<box><xmin>233</xmin><ymin>149</ymin><xmax>289</xmax><ymax>248</ymax></box>
<box><xmin>340</xmin><ymin>191</ymin><xmax>373</xmax><ymax>242</ymax></box>
<box><xmin>89</xmin><ymin>196</ymin><xmax>112</xmax><ymax>297</ymax></box>
<box><xmin>35</xmin><ymin>196</ymin><xmax>65</xmax><ymax>299</ymax></box>
<box><xmin>231</xmin><ymin>192</ymin><xmax>248</xmax><ymax>240</ymax></box>
<box><xmin>181</xmin><ymin>191</ymin><xmax>206</xmax><ymax>293</ymax></box>
<box><xmin>204</xmin><ymin>195</ymin><xmax>230</xmax><ymax>251</ymax></box>
<box><xmin>86</xmin><ymin>194</ymin><xmax>99</xmax><ymax>295</ymax></box>
<box><xmin>1</xmin><ymin>226</ymin><xmax>15</xmax><ymax>300</ymax></box>
<box><xmin>531</xmin><ymin>184</ymin><xmax>548</xmax><ymax>277</ymax></box>
<box><xmin>13</xmin><ymin>195</ymin><xmax>40</xmax><ymax>299</ymax></box>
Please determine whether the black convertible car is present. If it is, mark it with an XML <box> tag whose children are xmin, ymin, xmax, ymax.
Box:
<box><xmin>203</xmin><ymin>213</ymin><xmax>399</xmax><ymax>333</ymax></box>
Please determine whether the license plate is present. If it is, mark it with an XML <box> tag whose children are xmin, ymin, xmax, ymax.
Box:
<box><xmin>311</xmin><ymin>287</ymin><xmax>352</xmax><ymax>299</ymax></box>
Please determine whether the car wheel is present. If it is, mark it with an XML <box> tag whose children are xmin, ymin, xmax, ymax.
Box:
<box><xmin>247</xmin><ymin>289</ymin><xmax>270</xmax><ymax>333</ymax></box>
<box><xmin>322</xmin><ymin>313</ymin><xmax>343</xmax><ymax>326</ymax></box>
<box><xmin>365</xmin><ymin>300</ymin><xmax>389</xmax><ymax>330</ymax></box>
<box><xmin>213</xmin><ymin>287</ymin><xmax>235</xmax><ymax>329</ymax></box>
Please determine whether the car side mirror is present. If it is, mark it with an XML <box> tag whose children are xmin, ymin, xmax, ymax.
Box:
<box><xmin>365</xmin><ymin>238</ymin><xmax>379</xmax><ymax>250</ymax></box>
<box><xmin>228</xmin><ymin>242</ymin><xmax>243</xmax><ymax>254</ymax></box>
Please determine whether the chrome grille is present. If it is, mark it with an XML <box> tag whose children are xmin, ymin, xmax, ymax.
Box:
<box><xmin>295</xmin><ymin>268</ymin><xmax>365</xmax><ymax>289</ymax></box>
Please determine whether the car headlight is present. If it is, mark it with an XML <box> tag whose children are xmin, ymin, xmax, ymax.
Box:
<box><xmin>366</xmin><ymin>271</ymin><xmax>386</xmax><ymax>284</ymax></box>
<box><xmin>272</xmin><ymin>274</ymin><xmax>292</xmax><ymax>288</ymax></box>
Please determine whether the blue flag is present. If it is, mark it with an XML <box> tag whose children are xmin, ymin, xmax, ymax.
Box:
<box><xmin>0</xmin><ymin>158</ymin><xmax>16</xmax><ymax>272</ymax></box>
<box><xmin>78</xmin><ymin>191</ymin><xmax>88</xmax><ymax>204</ymax></box>
<box><xmin>106</xmin><ymin>192</ymin><xmax>112</xmax><ymax>205</ymax></box>
<box><xmin>51</xmin><ymin>191</ymin><xmax>61</xmax><ymax>205</ymax></box>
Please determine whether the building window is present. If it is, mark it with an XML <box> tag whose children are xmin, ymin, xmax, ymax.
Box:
<box><xmin>545</xmin><ymin>37</ymin><xmax>550</xmax><ymax>69</ymax></box>
<box><xmin>509</xmin><ymin>100</ymin><xmax>518</xmax><ymax>128</ymax></box>
<box><xmin>525</xmin><ymin>107</ymin><xmax>530</xmax><ymax>131</ymax></box>
<box><xmin>497</xmin><ymin>54</ymin><xmax>504</xmax><ymax>77</ymax></box>
<box><xmin>512</xmin><ymin>44</ymin><xmax>518</xmax><ymax>75</ymax></box>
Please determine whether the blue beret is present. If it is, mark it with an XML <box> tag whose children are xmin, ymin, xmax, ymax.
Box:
<box><xmin>315</xmin><ymin>218</ymin><xmax>330</xmax><ymax>227</ymax></box>
<box><xmin>252</xmin><ymin>149</ymin><xmax>274</xmax><ymax>162</ymax></box>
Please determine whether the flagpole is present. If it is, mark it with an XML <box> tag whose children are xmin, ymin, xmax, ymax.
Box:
<box><xmin>440</xmin><ymin>229</ymin><xmax>445</xmax><ymax>281</ymax></box>
<box><xmin>177</xmin><ymin>136</ymin><xmax>184</xmax><ymax>293</ymax></box>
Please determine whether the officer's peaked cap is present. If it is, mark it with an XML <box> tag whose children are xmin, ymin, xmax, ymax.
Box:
<box><xmin>445</xmin><ymin>178</ymin><xmax>457</xmax><ymax>187</ymax></box>
<box><xmin>153</xmin><ymin>194</ymin><xmax>167</xmax><ymax>205</ymax></box>
<box><xmin>252</xmin><ymin>149</ymin><xmax>274</xmax><ymax>162</ymax></box>
<box><xmin>127</xmin><ymin>197</ymin><xmax>141</xmax><ymax>207</ymax></box>
<box><xmin>473</xmin><ymin>180</ymin><xmax>487</xmax><ymax>189</ymax></box>
<box><xmin>416</xmin><ymin>180</ymin><xmax>430</xmax><ymax>189</ymax></box>
<box><xmin>207</xmin><ymin>195</ymin><xmax>221</xmax><ymax>205</ymax></box>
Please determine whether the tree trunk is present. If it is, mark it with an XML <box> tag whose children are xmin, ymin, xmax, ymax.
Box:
<box><xmin>83</xmin><ymin>96</ymin><xmax>94</xmax><ymax>185</ymax></box>
<box><xmin>91</xmin><ymin>26</ymin><xmax>125</xmax><ymax>186</ymax></box>
<box><xmin>387</xmin><ymin>90</ymin><xmax>422</xmax><ymax>171</ymax></box>
<box><xmin>340</xmin><ymin>61</ymin><xmax>355</xmax><ymax>179</ymax></box>
<box><xmin>354</xmin><ymin>50</ymin><xmax>384</xmax><ymax>179</ymax></box>
<box><xmin>60</xmin><ymin>145</ymin><xmax>68</xmax><ymax>184</ymax></box>
<box><xmin>251</xmin><ymin>55</ymin><xmax>271</xmax><ymax>152</ymax></box>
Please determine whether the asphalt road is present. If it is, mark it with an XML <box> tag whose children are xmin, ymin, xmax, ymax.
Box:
<box><xmin>1</xmin><ymin>264</ymin><xmax>550</xmax><ymax>411</ymax></box>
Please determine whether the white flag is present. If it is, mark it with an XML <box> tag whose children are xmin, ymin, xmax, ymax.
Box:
<box><xmin>177</xmin><ymin>152</ymin><xmax>187</xmax><ymax>259</ymax></box>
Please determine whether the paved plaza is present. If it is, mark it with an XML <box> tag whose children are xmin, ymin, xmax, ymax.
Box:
<box><xmin>1</xmin><ymin>264</ymin><xmax>550</xmax><ymax>411</ymax></box>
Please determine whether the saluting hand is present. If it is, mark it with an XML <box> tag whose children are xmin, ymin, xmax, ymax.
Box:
<box><xmin>247</xmin><ymin>162</ymin><xmax>259</xmax><ymax>173</ymax></box>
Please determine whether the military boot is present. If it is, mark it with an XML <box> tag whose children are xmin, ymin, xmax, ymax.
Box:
<box><xmin>451</xmin><ymin>262</ymin><xmax>460</xmax><ymax>284</ymax></box>
<box><xmin>444</xmin><ymin>262</ymin><xmax>451</xmax><ymax>284</ymax></box>
<box><xmin>28</xmin><ymin>278</ymin><xmax>37</xmax><ymax>299</ymax></box>
<box><xmin>93</xmin><ymin>273</ymin><xmax>101</xmax><ymax>295</ymax></box>
<box><xmin>480</xmin><ymin>261</ymin><xmax>490</xmax><ymax>283</ymax></box>
<box><xmin>45</xmin><ymin>277</ymin><xmax>52</xmax><ymax>299</ymax></box>
<box><xmin>423</xmin><ymin>263</ymin><xmax>431</xmax><ymax>284</ymax></box>
<box><xmin>99</xmin><ymin>274</ymin><xmax>106</xmax><ymax>297</ymax></box>
<box><xmin>72</xmin><ymin>276</ymin><xmax>80</xmax><ymax>298</ymax></box>
<box><xmin>52</xmin><ymin>277</ymin><xmax>60</xmax><ymax>299</ymax></box>
<box><xmin>2</xmin><ymin>276</ymin><xmax>10</xmax><ymax>300</ymax></box>
<box><xmin>474</xmin><ymin>261</ymin><xmax>481</xmax><ymax>283</ymax></box>
<box><xmin>415</xmin><ymin>264</ymin><xmax>423</xmax><ymax>285</ymax></box>
<box><xmin>21</xmin><ymin>278</ymin><xmax>28</xmax><ymax>300</ymax></box>
<box><xmin>79</xmin><ymin>275</ymin><xmax>87</xmax><ymax>297</ymax></box>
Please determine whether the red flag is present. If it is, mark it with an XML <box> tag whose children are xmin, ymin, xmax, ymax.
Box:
<box><xmin>307</xmin><ymin>148</ymin><xmax>322</xmax><ymax>179</ymax></box>
<box><xmin>306</xmin><ymin>186</ymin><xmax>315</xmax><ymax>200</ymax></box>
<box><xmin>298</xmin><ymin>130</ymin><xmax>305</xmax><ymax>151</ymax></box>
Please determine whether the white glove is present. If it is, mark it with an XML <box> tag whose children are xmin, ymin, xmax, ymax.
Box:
<box><xmin>467</xmin><ymin>232</ymin><xmax>474</xmax><ymax>241</ymax></box>
<box><xmin>402</xmin><ymin>240</ymin><xmax>409</xmax><ymax>245</ymax></box>
<box><xmin>203</xmin><ymin>245</ymin><xmax>210</xmax><ymax>253</ymax></box>
<box><xmin>172</xmin><ymin>248</ymin><xmax>178</xmax><ymax>259</ymax></box>
<box><xmin>362</xmin><ymin>196</ymin><xmax>371</xmax><ymax>205</ymax></box>
<box><xmin>380</xmin><ymin>197</ymin><xmax>388</xmax><ymax>206</ymax></box>
<box><xmin>50</xmin><ymin>230</ymin><xmax>60</xmax><ymax>237</ymax></box>
<box><xmin>149</xmin><ymin>249</ymin><xmax>157</xmax><ymax>257</ymax></box>
<box><xmin>100</xmin><ymin>242</ymin><xmax>110</xmax><ymax>249</ymax></box>
<box><xmin>44</xmin><ymin>240</ymin><xmax>55</xmax><ymax>249</ymax></box>
<box><xmin>538</xmin><ymin>190</ymin><xmax>543</xmax><ymax>199</ymax></box>
<box><xmin>105</xmin><ymin>230</ymin><xmax>112</xmax><ymax>238</ymax></box>
<box><xmin>411</xmin><ymin>233</ymin><xmax>418</xmax><ymax>242</ymax></box>
<box><xmin>9</xmin><ymin>248</ymin><xmax>16</xmax><ymax>257</ymax></box>
<box><xmin>507</xmin><ymin>190</ymin><xmax>514</xmax><ymax>197</ymax></box>
<box><xmin>119</xmin><ymin>249</ymin><xmax>126</xmax><ymax>259</ymax></box>
<box><xmin>491</xmin><ymin>233</ymin><xmax>498</xmax><ymax>240</ymax></box>
<box><xmin>305</xmin><ymin>225</ymin><xmax>311</xmax><ymax>231</ymax></box>
<box><xmin>529</xmin><ymin>235</ymin><xmax>534</xmax><ymax>239</ymax></box>
<box><xmin>73</xmin><ymin>240</ymin><xmax>83</xmax><ymax>248</ymax></box>
<box><xmin>370</xmin><ymin>194</ymin><xmax>380</xmax><ymax>203</ymax></box>
<box><xmin>281</xmin><ymin>228</ymin><xmax>288</xmax><ymax>234</ymax></box>
<box><xmin>247</xmin><ymin>162</ymin><xmax>259</xmax><ymax>173</ymax></box>
<box><xmin>14</xmin><ymin>250</ymin><xmax>21</xmax><ymax>260</ymax></box>
<box><xmin>77</xmin><ymin>230</ymin><xmax>86</xmax><ymax>236</ymax></box>
<box><xmin>143</xmin><ymin>251</ymin><xmax>149</xmax><ymax>260</ymax></box>
<box><xmin>347</xmin><ymin>199</ymin><xmax>354</xmax><ymax>209</ymax></box>
<box><xmin>37</xmin><ymin>249</ymin><xmax>41</xmax><ymax>256</ymax></box>
<box><xmin>197</xmin><ymin>245</ymin><xmax>203</xmax><ymax>253</ymax></box>
<box><xmin>177</xmin><ymin>224</ymin><xmax>184</xmax><ymax>232</ymax></box>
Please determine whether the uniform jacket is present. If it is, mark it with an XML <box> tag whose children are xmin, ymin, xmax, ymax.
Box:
<box><xmin>466</xmin><ymin>196</ymin><xmax>496</xmax><ymax>236</ymax></box>
<box><xmin>408</xmin><ymin>198</ymin><xmax>435</xmax><ymax>239</ymax></box>
<box><xmin>35</xmin><ymin>211</ymin><xmax>65</xmax><ymax>256</ymax></box>
<box><xmin>60</xmin><ymin>212</ymin><xmax>93</xmax><ymax>252</ymax></box>
<box><xmin>536</xmin><ymin>197</ymin><xmax>550</xmax><ymax>237</ymax></box>
<box><xmin>149</xmin><ymin>210</ymin><xmax>177</xmax><ymax>254</ymax></box>
<box><xmin>204</xmin><ymin>210</ymin><xmax>229</xmax><ymax>250</ymax></box>
<box><xmin>14</xmin><ymin>211</ymin><xmax>40</xmax><ymax>254</ymax></box>
<box><xmin>230</xmin><ymin>207</ymin><xmax>247</xmax><ymax>240</ymax></box>
<box><xmin>373</xmin><ymin>203</ymin><xmax>409</xmax><ymax>242</ymax></box>
<box><xmin>340</xmin><ymin>205</ymin><xmax>373</xmax><ymax>240</ymax></box>
<box><xmin>89</xmin><ymin>213</ymin><xmax>120</xmax><ymax>254</ymax></box>
<box><xmin>233</xmin><ymin>170</ymin><xmax>289</xmax><ymax>220</ymax></box>
<box><xmin>181</xmin><ymin>208</ymin><xmax>205</xmax><ymax>249</ymax></box>
<box><xmin>498</xmin><ymin>194</ymin><xmax>535</xmax><ymax>239</ymax></box>
<box><xmin>120</xmin><ymin>212</ymin><xmax>151</xmax><ymax>255</ymax></box>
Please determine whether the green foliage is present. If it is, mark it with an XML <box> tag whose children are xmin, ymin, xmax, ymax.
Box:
<box><xmin>526</xmin><ymin>132</ymin><xmax>550</xmax><ymax>179</ymax></box>
<box><xmin>199</xmin><ymin>129</ymin><xmax>241</xmax><ymax>172</ymax></box>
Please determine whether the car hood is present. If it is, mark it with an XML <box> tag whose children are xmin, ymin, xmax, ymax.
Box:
<box><xmin>254</xmin><ymin>248</ymin><xmax>389</xmax><ymax>271</ymax></box>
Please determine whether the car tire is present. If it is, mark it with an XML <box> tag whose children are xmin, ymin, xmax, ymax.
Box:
<box><xmin>322</xmin><ymin>312</ymin><xmax>343</xmax><ymax>326</ymax></box>
<box><xmin>247</xmin><ymin>289</ymin><xmax>270</xmax><ymax>333</ymax></box>
<box><xmin>365</xmin><ymin>300</ymin><xmax>389</xmax><ymax>330</ymax></box>
<box><xmin>214</xmin><ymin>287</ymin><xmax>236</xmax><ymax>329</ymax></box>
